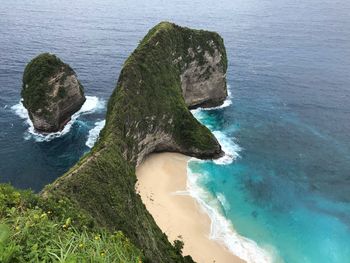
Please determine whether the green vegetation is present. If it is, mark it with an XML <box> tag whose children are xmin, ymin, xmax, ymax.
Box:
<box><xmin>44</xmin><ymin>144</ymin><xmax>194</xmax><ymax>262</ymax></box>
<box><xmin>21</xmin><ymin>52</ymin><xmax>84</xmax><ymax>121</ymax></box>
<box><xmin>58</xmin><ymin>87</ymin><xmax>67</xmax><ymax>99</ymax></box>
<box><xmin>21</xmin><ymin>53</ymin><xmax>67</xmax><ymax>113</ymax></box>
<box><xmin>103</xmin><ymin>21</ymin><xmax>226</xmax><ymax>157</ymax></box>
<box><xmin>21</xmin><ymin>53</ymin><xmax>86</xmax><ymax>132</ymax></box>
<box><xmin>0</xmin><ymin>21</ymin><xmax>227</xmax><ymax>263</ymax></box>
<box><xmin>40</xmin><ymin>22</ymin><xmax>227</xmax><ymax>262</ymax></box>
<box><xmin>0</xmin><ymin>184</ymin><xmax>142</xmax><ymax>263</ymax></box>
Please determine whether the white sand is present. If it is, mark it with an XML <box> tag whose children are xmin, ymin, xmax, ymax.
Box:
<box><xmin>136</xmin><ymin>152</ymin><xmax>244</xmax><ymax>263</ymax></box>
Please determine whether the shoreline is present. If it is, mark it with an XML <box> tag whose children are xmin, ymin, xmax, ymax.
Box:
<box><xmin>136</xmin><ymin>152</ymin><xmax>244</xmax><ymax>263</ymax></box>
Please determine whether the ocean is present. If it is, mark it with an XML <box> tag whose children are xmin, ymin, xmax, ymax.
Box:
<box><xmin>1</xmin><ymin>0</ymin><xmax>350</xmax><ymax>262</ymax></box>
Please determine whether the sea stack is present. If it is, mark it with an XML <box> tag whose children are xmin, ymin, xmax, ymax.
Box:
<box><xmin>21</xmin><ymin>53</ymin><xmax>86</xmax><ymax>133</ymax></box>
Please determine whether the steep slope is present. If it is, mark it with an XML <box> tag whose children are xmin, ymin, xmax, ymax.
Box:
<box><xmin>43</xmin><ymin>22</ymin><xmax>228</xmax><ymax>262</ymax></box>
<box><xmin>21</xmin><ymin>53</ymin><xmax>86</xmax><ymax>133</ymax></box>
<box><xmin>0</xmin><ymin>184</ymin><xmax>142</xmax><ymax>262</ymax></box>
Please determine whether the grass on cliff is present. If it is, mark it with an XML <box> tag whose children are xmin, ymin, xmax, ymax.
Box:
<box><xmin>45</xmin><ymin>143</ymin><xmax>194</xmax><ymax>263</ymax></box>
<box><xmin>0</xmin><ymin>184</ymin><xmax>142</xmax><ymax>263</ymax></box>
<box><xmin>21</xmin><ymin>53</ymin><xmax>76</xmax><ymax>114</ymax></box>
<box><xmin>105</xmin><ymin>21</ymin><xmax>225</xmax><ymax>155</ymax></box>
<box><xmin>43</xmin><ymin>22</ymin><xmax>226</xmax><ymax>263</ymax></box>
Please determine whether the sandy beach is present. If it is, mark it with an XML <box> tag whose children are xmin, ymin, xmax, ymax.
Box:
<box><xmin>136</xmin><ymin>152</ymin><xmax>244</xmax><ymax>263</ymax></box>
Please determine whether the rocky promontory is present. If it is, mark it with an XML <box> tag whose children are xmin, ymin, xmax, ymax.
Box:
<box><xmin>43</xmin><ymin>22</ymin><xmax>228</xmax><ymax>262</ymax></box>
<box><xmin>180</xmin><ymin>34</ymin><xmax>228</xmax><ymax>108</ymax></box>
<box><xmin>21</xmin><ymin>53</ymin><xmax>86</xmax><ymax>133</ymax></box>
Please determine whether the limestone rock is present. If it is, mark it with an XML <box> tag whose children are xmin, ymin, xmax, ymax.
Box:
<box><xmin>181</xmin><ymin>43</ymin><xmax>227</xmax><ymax>108</ymax></box>
<box><xmin>21</xmin><ymin>53</ymin><xmax>86</xmax><ymax>133</ymax></box>
<box><xmin>43</xmin><ymin>22</ymin><xmax>229</xmax><ymax>263</ymax></box>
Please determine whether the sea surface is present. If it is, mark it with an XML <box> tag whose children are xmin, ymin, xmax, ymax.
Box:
<box><xmin>1</xmin><ymin>0</ymin><xmax>350</xmax><ymax>262</ymax></box>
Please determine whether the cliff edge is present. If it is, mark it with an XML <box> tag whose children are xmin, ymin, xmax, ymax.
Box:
<box><xmin>43</xmin><ymin>22</ymin><xmax>228</xmax><ymax>262</ymax></box>
<box><xmin>21</xmin><ymin>53</ymin><xmax>86</xmax><ymax>133</ymax></box>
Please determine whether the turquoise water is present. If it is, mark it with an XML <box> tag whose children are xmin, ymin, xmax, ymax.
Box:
<box><xmin>1</xmin><ymin>0</ymin><xmax>350</xmax><ymax>262</ymax></box>
<box><xmin>189</xmin><ymin>94</ymin><xmax>350</xmax><ymax>262</ymax></box>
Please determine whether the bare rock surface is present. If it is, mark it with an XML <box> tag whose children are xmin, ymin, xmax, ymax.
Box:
<box><xmin>181</xmin><ymin>45</ymin><xmax>227</xmax><ymax>108</ymax></box>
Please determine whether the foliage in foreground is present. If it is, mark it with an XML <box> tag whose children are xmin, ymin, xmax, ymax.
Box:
<box><xmin>0</xmin><ymin>184</ymin><xmax>142</xmax><ymax>263</ymax></box>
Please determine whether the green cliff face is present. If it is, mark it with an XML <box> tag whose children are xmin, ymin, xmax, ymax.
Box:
<box><xmin>22</xmin><ymin>53</ymin><xmax>86</xmax><ymax>133</ymax></box>
<box><xmin>43</xmin><ymin>22</ymin><xmax>228</xmax><ymax>262</ymax></box>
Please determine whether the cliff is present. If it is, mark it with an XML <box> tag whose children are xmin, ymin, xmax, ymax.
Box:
<box><xmin>21</xmin><ymin>53</ymin><xmax>86</xmax><ymax>133</ymax></box>
<box><xmin>42</xmin><ymin>22</ymin><xmax>228</xmax><ymax>262</ymax></box>
<box><xmin>180</xmin><ymin>33</ymin><xmax>228</xmax><ymax>108</ymax></box>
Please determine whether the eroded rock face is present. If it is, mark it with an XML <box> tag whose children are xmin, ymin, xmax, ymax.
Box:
<box><xmin>21</xmin><ymin>53</ymin><xmax>86</xmax><ymax>133</ymax></box>
<box><xmin>119</xmin><ymin>22</ymin><xmax>228</xmax><ymax>165</ymax></box>
<box><xmin>43</xmin><ymin>22</ymin><xmax>228</xmax><ymax>263</ymax></box>
<box><xmin>181</xmin><ymin>43</ymin><xmax>227</xmax><ymax>108</ymax></box>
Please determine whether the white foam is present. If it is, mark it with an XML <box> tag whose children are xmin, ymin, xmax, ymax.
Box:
<box><xmin>190</xmin><ymin>86</ymin><xmax>241</xmax><ymax>164</ymax></box>
<box><xmin>186</xmin><ymin>86</ymin><xmax>275</xmax><ymax>261</ymax></box>
<box><xmin>85</xmin><ymin>120</ymin><xmax>106</xmax><ymax>148</ymax></box>
<box><xmin>190</xmin><ymin>86</ymin><xmax>232</xmax><ymax>120</ymax></box>
<box><xmin>190</xmin><ymin>108</ymin><xmax>207</xmax><ymax>123</ymax></box>
<box><xmin>217</xmin><ymin>192</ymin><xmax>231</xmax><ymax>211</ymax></box>
<box><xmin>212</xmin><ymin>130</ymin><xmax>241</xmax><ymax>165</ymax></box>
<box><xmin>204</xmin><ymin>87</ymin><xmax>233</xmax><ymax>110</ymax></box>
<box><xmin>193</xmin><ymin>86</ymin><xmax>233</xmax><ymax>112</ymax></box>
<box><xmin>186</xmin><ymin>166</ymin><xmax>274</xmax><ymax>263</ymax></box>
<box><xmin>190</xmin><ymin>113</ymin><xmax>241</xmax><ymax>165</ymax></box>
<box><xmin>11</xmin><ymin>96</ymin><xmax>105</xmax><ymax>142</ymax></box>
<box><xmin>78</xmin><ymin>96</ymin><xmax>105</xmax><ymax>113</ymax></box>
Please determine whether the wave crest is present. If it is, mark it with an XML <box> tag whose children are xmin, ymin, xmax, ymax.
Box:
<box><xmin>186</xmin><ymin>167</ymin><xmax>274</xmax><ymax>263</ymax></box>
<box><xmin>191</xmin><ymin>87</ymin><xmax>241</xmax><ymax>165</ymax></box>
<box><xmin>85</xmin><ymin>120</ymin><xmax>106</xmax><ymax>148</ymax></box>
<box><xmin>212</xmin><ymin>131</ymin><xmax>241</xmax><ymax>165</ymax></box>
<box><xmin>11</xmin><ymin>96</ymin><xmax>105</xmax><ymax>142</ymax></box>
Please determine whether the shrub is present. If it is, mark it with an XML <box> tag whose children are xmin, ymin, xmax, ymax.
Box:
<box><xmin>0</xmin><ymin>184</ymin><xmax>142</xmax><ymax>263</ymax></box>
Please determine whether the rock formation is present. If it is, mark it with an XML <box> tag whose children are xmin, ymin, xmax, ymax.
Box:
<box><xmin>21</xmin><ymin>53</ymin><xmax>86</xmax><ymax>133</ymax></box>
<box><xmin>42</xmin><ymin>22</ymin><xmax>228</xmax><ymax>262</ymax></box>
<box><xmin>181</xmin><ymin>41</ymin><xmax>227</xmax><ymax>108</ymax></box>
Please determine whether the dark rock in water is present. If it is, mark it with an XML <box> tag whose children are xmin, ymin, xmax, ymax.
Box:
<box><xmin>21</xmin><ymin>53</ymin><xmax>86</xmax><ymax>133</ymax></box>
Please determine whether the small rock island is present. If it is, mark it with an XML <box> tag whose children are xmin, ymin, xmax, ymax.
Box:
<box><xmin>21</xmin><ymin>53</ymin><xmax>86</xmax><ymax>133</ymax></box>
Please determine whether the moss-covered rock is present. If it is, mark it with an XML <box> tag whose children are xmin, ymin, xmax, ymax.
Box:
<box><xmin>21</xmin><ymin>53</ymin><xmax>86</xmax><ymax>132</ymax></box>
<box><xmin>43</xmin><ymin>22</ymin><xmax>228</xmax><ymax>262</ymax></box>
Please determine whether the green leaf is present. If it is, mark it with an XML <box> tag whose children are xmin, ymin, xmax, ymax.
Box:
<box><xmin>0</xmin><ymin>224</ymin><xmax>10</xmax><ymax>243</ymax></box>
<box><xmin>66</xmin><ymin>217</ymin><xmax>72</xmax><ymax>226</ymax></box>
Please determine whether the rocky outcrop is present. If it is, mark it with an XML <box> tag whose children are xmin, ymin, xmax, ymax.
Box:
<box><xmin>110</xmin><ymin>22</ymin><xmax>227</xmax><ymax>166</ymax></box>
<box><xmin>43</xmin><ymin>22</ymin><xmax>228</xmax><ymax>262</ymax></box>
<box><xmin>21</xmin><ymin>53</ymin><xmax>86</xmax><ymax>133</ymax></box>
<box><xmin>181</xmin><ymin>44</ymin><xmax>227</xmax><ymax>108</ymax></box>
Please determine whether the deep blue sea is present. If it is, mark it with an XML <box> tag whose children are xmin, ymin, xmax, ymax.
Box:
<box><xmin>1</xmin><ymin>0</ymin><xmax>350</xmax><ymax>262</ymax></box>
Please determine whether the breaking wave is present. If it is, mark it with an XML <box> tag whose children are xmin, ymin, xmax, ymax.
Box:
<box><xmin>85</xmin><ymin>120</ymin><xmax>106</xmax><ymax>148</ymax></box>
<box><xmin>191</xmin><ymin>87</ymin><xmax>241</xmax><ymax>165</ymax></box>
<box><xmin>186</xmin><ymin>166</ymin><xmax>274</xmax><ymax>263</ymax></box>
<box><xmin>11</xmin><ymin>96</ymin><xmax>105</xmax><ymax>142</ymax></box>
